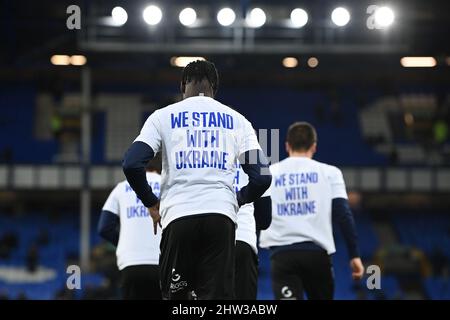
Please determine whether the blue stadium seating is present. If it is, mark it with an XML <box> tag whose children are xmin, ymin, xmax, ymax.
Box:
<box><xmin>424</xmin><ymin>277</ymin><xmax>450</xmax><ymax>300</ymax></box>
<box><xmin>1</xmin><ymin>211</ymin><xmax>449</xmax><ymax>300</ymax></box>
<box><xmin>0</xmin><ymin>86</ymin><xmax>389</xmax><ymax>165</ymax></box>
<box><xmin>0</xmin><ymin>86</ymin><xmax>57</xmax><ymax>164</ymax></box>
<box><xmin>0</xmin><ymin>213</ymin><xmax>102</xmax><ymax>300</ymax></box>
<box><xmin>393</xmin><ymin>214</ymin><xmax>450</xmax><ymax>259</ymax></box>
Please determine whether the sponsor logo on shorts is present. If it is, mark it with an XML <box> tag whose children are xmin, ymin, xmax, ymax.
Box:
<box><xmin>170</xmin><ymin>268</ymin><xmax>187</xmax><ymax>293</ymax></box>
<box><xmin>172</xmin><ymin>271</ymin><xmax>181</xmax><ymax>282</ymax></box>
<box><xmin>281</xmin><ymin>286</ymin><xmax>295</xmax><ymax>299</ymax></box>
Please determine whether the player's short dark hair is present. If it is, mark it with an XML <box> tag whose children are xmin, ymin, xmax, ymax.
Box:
<box><xmin>286</xmin><ymin>122</ymin><xmax>317</xmax><ymax>151</ymax></box>
<box><xmin>146</xmin><ymin>153</ymin><xmax>162</xmax><ymax>174</ymax></box>
<box><xmin>181</xmin><ymin>60</ymin><xmax>219</xmax><ymax>94</ymax></box>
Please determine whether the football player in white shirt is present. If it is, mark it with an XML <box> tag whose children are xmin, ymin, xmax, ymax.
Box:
<box><xmin>234</xmin><ymin>163</ymin><xmax>271</xmax><ymax>300</ymax></box>
<box><xmin>98</xmin><ymin>158</ymin><xmax>162</xmax><ymax>299</ymax></box>
<box><xmin>260</xmin><ymin>122</ymin><xmax>364</xmax><ymax>300</ymax></box>
<box><xmin>122</xmin><ymin>60</ymin><xmax>271</xmax><ymax>299</ymax></box>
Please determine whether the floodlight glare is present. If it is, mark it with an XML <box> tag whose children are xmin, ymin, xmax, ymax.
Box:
<box><xmin>217</xmin><ymin>8</ymin><xmax>236</xmax><ymax>26</ymax></box>
<box><xmin>143</xmin><ymin>5</ymin><xmax>163</xmax><ymax>26</ymax></box>
<box><xmin>246</xmin><ymin>8</ymin><xmax>266</xmax><ymax>28</ymax></box>
<box><xmin>374</xmin><ymin>6</ymin><xmax>395</xmax><ymax>27</ymax></box>
<box><xmin>290</xmin><ymin>8</ymin><xmax>308</xmax><ymax>28</ymax></box>
<box><xmin>331</xmin><ymin>7</ymin><xmax>350</xmax><ymax>27</ymax></box>
<box><xmin>179</xmin><ymin>7</ymin><xmax>197</xmax><ymax>27</ymax></box>
<box><xmin>111</xmin><ymin>6</ymin><xmax>128</xmax><ymax>26</ymax></box>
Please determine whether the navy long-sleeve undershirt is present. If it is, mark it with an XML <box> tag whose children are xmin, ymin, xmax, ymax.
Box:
<box><xmin>97</xmin><ymin>210</ymin><xmax>120</xmax><ymax>246</ymax></box>
<box><xmin>253</xmin><ymin>196</ymin><xmax>272</xmax><ymax>231</ymax></box>
<box><xmin>122</xmin><ymin>141</ymin><xmax>159</xmax><ymax>208</ymax></box>
<box><xmin>332</xmin><ymin>198</ymin><xmax>360</xmax><ymax>259</ymax></box>
<box><xmin>237</xmin><ymin>149</ymin><xmax>272</xmax><ymax>207</ymax></box>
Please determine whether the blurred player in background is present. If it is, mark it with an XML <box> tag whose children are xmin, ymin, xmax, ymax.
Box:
<box><xmin>234</xmin><ymin>162</ymin><xmax>272</xmax><ymax>300</ymax></box>
<box><xmin>260</xmin><ymin>122</ymin><xmax>364</xmax><ymax>300</ymax></box>
<box><xmin>98</xmin><ymin>157</ymin><xmax>162</xmax><ymax>300</ymax></box>
<box><xmin>122</xmin><ymin>60</ymin><xmax>271</xmax><ymax>299</ymax></box>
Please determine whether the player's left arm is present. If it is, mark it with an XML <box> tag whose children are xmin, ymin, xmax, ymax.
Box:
<box><xmin>238</xmin><ymin>150</ymin><xmax>272</xmax><ymax>206</ymax></box>
<box><xmin>330</xmin><ymin>167</ymin><xmax>364</xmax><ymax>280</ymax></box>
<box><xmin>236</xmin><ymin>119</ymin><xmax>272</xmax><ymax>206</ymax></box>
<box><xmin>253</xmin><ymin>196</ymin><xmax>272</xmax><ymax>230</ymax></box>
<box><xmin>253</xmin><ymin>185</ymin><xmax>272</xmax><ymax>230</ymax></box>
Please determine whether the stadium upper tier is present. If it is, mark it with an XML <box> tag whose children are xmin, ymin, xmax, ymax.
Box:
<box><xmin>0</xmin><ymin>84</ymin><xmax>448</xmax><ymax>166</ymax></box>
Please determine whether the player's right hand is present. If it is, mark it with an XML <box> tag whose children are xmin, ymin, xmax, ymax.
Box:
<box><xmin>350</xmin><ymin>257</ymin><xmax>364</xmax><ymax>280</ymax></box>
<box><xmin>148</xmin><ymin>202</ymin><xmax>161</xmax><ymax>235</ymax></box>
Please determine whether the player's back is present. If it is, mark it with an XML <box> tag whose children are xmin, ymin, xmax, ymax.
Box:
<box><xmin>260</xmin><ymin>157</ymin><xmax>346</xmax><ymax>255</ymax></box>
<box><xmin>137</xmin><ymin>95</ymin><xmax>259</xmax><ymax>229</ymax></box>
<box><xmin>113</xmin><ymin>172</ymin><xmax>161</xmax><ymax>270</ymax></box>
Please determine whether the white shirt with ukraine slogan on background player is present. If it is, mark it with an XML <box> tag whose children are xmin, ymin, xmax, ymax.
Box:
<box><xmin>134</xmin><ymin>96</ymin><xmax>262</xmax><ymax>229</ymax></box>
<box><xmin>102</xmin><ymin>172</ymin><xmax>161</xmax><ymax>270</ymax></box>
<box><xmin>259</xmin><ymin>157</ymin><xmax>348</xmax><ymax>255</ymax></box>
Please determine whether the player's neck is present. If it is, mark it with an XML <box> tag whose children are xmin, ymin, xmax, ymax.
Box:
<box><xmin>289</xmin><ymin>151</ymin><xmax>313</xmax><ymax>159</ymax></box>
<box><xmin>183</xmin><ymin>82</ymin><xmax>214</xmax><ymax>99</ymax></box>
<box><xmin>184</xmin><ymin>92</ymin><xmax>214</xmax><ymax>99</ymax></box>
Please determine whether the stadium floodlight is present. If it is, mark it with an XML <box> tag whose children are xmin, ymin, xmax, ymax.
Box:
<box><xmin>179</xmin><ymin>7</ymin><xmax>197</xmax><ymax>27</ymax></box>
<box><xmin>282</xmin><ymin>57</ymin><xmax>298</xmax><ymax>68</ymax></box>
<box><xmin>290</xmin><ymin>8</ymin><xmax>308</xmax><ymax>28</ymax></box>
<box><xmin>217</xmin><ymin>8</ymin><xmax>236</xmax><ymax>26</ymax></box>
<box><xmin>170</xmin><ymin>56</ymin><xmax>205</xmax><ymax>68</ymax></box>
<box><xmin>307</xmin><ymin>57</ymin><xmax>319</xmax><ymax>68</ymax></box>
<box><xmin>143</xmin><ymin>5</ymin><xmax>163</xmax><ymax>26</ymax></box>
<box><xmin>70</xmin><ymin>55</ymin><xmax>87</xmax><ymax>66</ymax></box>
<box><xmin>400</xmin><ymin>57</ymin><xmax>436</xmax><ymax>68</ymax></box>
<box><xmin>331</xmin><ymin>7</ymin><xmax>350</xmax><ymax>27</ymax></box>
<box><xmin>111</xmin><ymin>6</ymin><xmax>128</xmax><ymax>26</ymax></box>
<box><xmin>50</xmin><ymin>55</ymin><xmax>70</xmax><ymax>66</ymax></box>
<box><xmin>246</xmin><ymin>8</ymin><xmax>266</xmax><ymax>28</ymax></box>
<box><xmin>374</xmin><ymin>6</ymin><xmax>395</xmax><ymax>28</ymax></box>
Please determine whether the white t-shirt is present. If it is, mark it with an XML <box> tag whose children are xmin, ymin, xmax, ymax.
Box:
<box><xmin>102</xmin><ymin>172</ymin><xmax>162</xmax><ymax>270</ymax></box>
<box><xmin>259</xmin><ymin>157</ymin><xmax>348</xmax><ymax>255</ymax></box>
<box><xmin>134</xmin><ymin>96</ymin><xmax>261</xmax><ymax>229</ymax></box>
<box><xmin>234</xmin><ymin>164</ymin><xmax>257</xmax><ymax>254</ymax></box>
